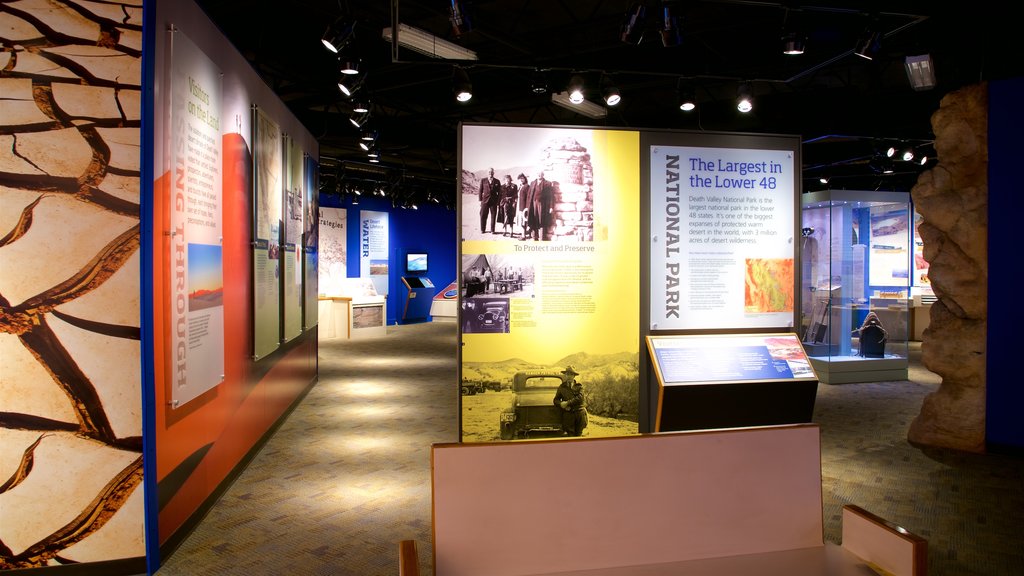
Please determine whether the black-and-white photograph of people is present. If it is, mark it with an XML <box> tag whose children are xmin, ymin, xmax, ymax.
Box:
<box><xmin>461</xmin><ymin>125</ymin><xmax>596</xmax><ymax>242</ymax></box>
<box><xmin>462</xmin><ymin>253</ymin><xmax>534</xmax><ymax>299</ymax></box>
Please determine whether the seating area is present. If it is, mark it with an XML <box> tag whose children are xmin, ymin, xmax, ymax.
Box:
<box><xmin>399</xmin><ymin>424</ymin><xmax>925</xmax><ymax>576</ymax></box>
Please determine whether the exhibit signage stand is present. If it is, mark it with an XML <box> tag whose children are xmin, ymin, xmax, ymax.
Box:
<box><xmin>401</xmin><ymin>276</ymin><xmax>434</xmax><ymax>324</ymax></box>
<box><xmin>646</xmin><ymin>333</ymin><xmax>819</xmax><ymax>432</ymax></box>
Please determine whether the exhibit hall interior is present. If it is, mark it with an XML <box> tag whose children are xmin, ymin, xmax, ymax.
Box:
<box><xmin>0</xmin><ymin>1</ymin><xmax>1021</xmax><ymax>575</ymax></box>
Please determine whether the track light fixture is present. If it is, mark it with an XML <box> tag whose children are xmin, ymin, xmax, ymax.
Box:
<box><xmin>601</xmin><ymin>75</ymin><xmax>621</xmax><ymax>106</ymax></box>
<box><xmin>736</xmin><ymin>82</ymin><xmax>753</xmax><ymax>113</ymax></box>
<box><xmin>885</xmin><ymin>146</ymin><xmax>896</xmax><ymax>158</ymax></box>
<box><xmin>449</xmin><ymin>0</ymin><xmax>472</xmax><ymax>37</ymax></box>
<box><xmin>660</xmin><ymin>4</ymin><xmax>682</xmax><ymax>47</ymax></box>
<box><xmin>782</xmin><ymin>31</ymin><xmax>805</xmax><ymax>55</ymax></box>
<box><xmin>337</xmin><ymin>74</ymin><xmax>364</xmax><ymax>97</ymax></box>
<box><xmin>360</xmin><ymin>128</ymin><xmax>378</xmax><ymax>143</ymax></box>
<box><xmin>677</xmin><ymin>80</ymin><xmax>696</xmax><ymax>111</ymax></box>
<box><xmin>453</xmin><ymin>66</ymin><xmax>473</xmax><ymax>102</ymax></box>
<box><xmin>620</xmin><ymin>2</ymin><xmax>647</xmax><ymax>45</ymax></box>
<box><xmin>818</xmin><ymin>175</ymin><xmax>830</xmax><ymax>185</ymax></box>
<box><xmin>349</xmin><ymin>111</ymin><xmax>370</xmax><ymax>128</ymax></box>
<box><xmin>567</xmin><ymin>74</ymin><xmax>585</xmax><ymax>104</ymax></box>
<box><xmin>339</xmin><ymin>59</ymin><xmax>360</xmax><ymax>75</ymax></box>
<box><xmin>352</xmin><ymin>100</ymin><xmax>369</xmax><ymax>114</ymax></box>
<box><xmin>530</xmin><ymin>69</ymin><xmax>549</xmax><ymax>94</ymax></box>
<box><xmin>901</xmin><ymin>148</ymin><xmax>915</xmax><ymax>162</ymax></box>
<box><xmin>321</xmin><ymin>16</ymin><xmax>356</xmax><ymax>53</ymax></box>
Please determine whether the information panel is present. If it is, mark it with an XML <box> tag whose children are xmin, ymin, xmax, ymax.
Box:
<box><xmin>359</xmin><ymin>210</ymin><xmax>389</xmax><ymax>296</ymax></box>
<box><xmin>649</xmin><ymin>142</ymin><xmax>797</xmax><ymax>331</ymax></box>
<box><xmin>282</xmin><ymin>136</ymin><xmax>303</xmax><ymax>341</ymax></box>
<box><xmin>252</xmin><ymin>107</ymin><xmax>281</xmax><ymax>359</ymax></box>
<box><xmin>167</xmin><ymin>28</ymin><xmax>224</xmax><ymax>406</ymax></box>
<box><xmin>647</xmin><ymin>333</ymin><xmax>816</xmax><ymax>385</ymax></box>
<box><xmin>304</xmin><ymin>155</ymin><xmax>320</xmax><ymax>328</ymax></box>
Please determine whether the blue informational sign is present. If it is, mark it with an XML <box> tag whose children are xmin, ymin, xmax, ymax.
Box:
<box><xmin>647</xmin><ymin>333</ymin><xmax>816</xmax><ymax>385</ymax></box>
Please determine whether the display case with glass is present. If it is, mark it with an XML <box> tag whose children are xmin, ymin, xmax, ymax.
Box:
<box><xmin>800</xmin><ymin>190</ymin><xmax>910</xmax><ymax>384</ymax></box>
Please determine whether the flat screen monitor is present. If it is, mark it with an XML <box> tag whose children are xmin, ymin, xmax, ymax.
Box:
<box><xmin>407</xmin><ymin>252</ymin><xmax>427</xmax><ymax>273</ymax></box>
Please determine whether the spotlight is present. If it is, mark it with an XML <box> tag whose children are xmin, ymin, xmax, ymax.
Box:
<box><xmin>901</xmin><ymin>148</ymin><xmax>915</xmax><ymax>162</ymax></box>
<box><xmin>339</xmin><ymin>59</ymin><xmax>360</xmax><ymax>75</ymax></box>
<box><xmin>352</xmin><ymin>100</ymin><xmax>369</xmax><ymax>114</ymax></box>
<box><xmin>660</xmin><ymin>5</ymin><xmax>682</xmax><ymax>47</ymax></box>
<box><xmin>453</xmin><ymin>66</ymin><xmax>473</xmax><ymax>102</ymax></box>
<box><xmin>918</xmin><ymin>154</ymin><xmax>929</xmax><ymax>166</ymax></box>
<box><xmin>678</xmin><ymin>81</ymin><xmax>696</xmax><ymax>111</ymax></box>
<box><xmin>736</xmin><ymin>82</ymin><xmax>753</xmax><ymax>113</ymax></box>
<box><xmin>449</xmin><ymin>0</ymin><xmax>472</xmax><ymax>37</ymax></box>
<box><xmin>601</xmin><ymin>76</ymin><xmax>621</xmax><ymax>106</ymax></box>
<box><xmin>366</xmin><ymin>146</ymin><xmax>380</xmax><ymax>159</ymax></box>
<box><xmin>360</xmin><ymin>128</ymin><xmax>378</xmax><ymax>142</ymax></box>
<box><xmin>620</xmin><ymin>2</ymin><xmax>647</xmax><ymax>45</ymax></box>
<box><xmin>819</xmin><ymin>176</ymin><xmax>830</xmax><ymax>185</ymax></box>
<box><xmin>349</xmin><ymin>111</ymin><xmax>369</xmax><ymax>128</ymax></box>
<box><xmin>530</xmin><ymin>69</ymin><xmax>549</xmax><ymax>94</ymax></box>
<box><xmin>321</xmin><ymin>17</ymin><xmax>356</xmax><ymax>53</ymax></box>
<box><xmin>567</xmin><ymin>75</ymin><xmax>585</xmax><ymax>104</ymax></box>
<box><xmin>782</xmin><ymin>31</ymin><xmax>805</xmax><ymax>55</ymax></box>
<box><xmin>338</xmin><ymin>74</ymin><xmax>364</xmax><ymax>97</ymax></box>
<box><xmin>885</xmin><ymin>146</ymin><xmax>896</xmax><ymax>158</ymax></box>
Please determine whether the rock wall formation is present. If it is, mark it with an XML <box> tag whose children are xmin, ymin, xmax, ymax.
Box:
<box><xmin>908</xmin><ymin>83</ymin><xmax>988</xmax><ymax>452</ymax></box>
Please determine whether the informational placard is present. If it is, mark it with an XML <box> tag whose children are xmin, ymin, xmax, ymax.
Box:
<box><xmin>252</xmin><ymin>107</ymin><xmax>281</xmax><ymax>358</ymax></box>
<box><xmin>647</xmin><ymin>333</ymin><xmax>815</xmax><ymax>385</ymax></box>
<box><xmin>649</xmin><ymin>144</ymin><xmax>797</xmax><ymax>331</ymax></box>
<box><xmin>459</xmin><ymin>124</ymin><xmax>640</xmax><ymax>442</ymax></box>
<box><xmin>867</xmin><ymin>204</ymin><xmax>910</xmax><ymax>287</ymax></box>
<box><xmin>359</xmin><ymin>210</ymin><xmax>389</xmax><ymax>296</ymax></box>
<box><xmin>304</xmin><ymin>155</ymin><xmax>319</xmax><ymax>328</ymax></box>
<box><xmin>319</xmin><ymin>207</ymin><xmax>347</xmax><ymax>296</ymax></box>
<box><xmin>282</xmin><ymin>136</ymin><xmax>303</xmax><ymax>341</ymax></box>
<box><xmin>167</xmin><ymin>28</ymin><xmax>224</xmax><ymax>406</ymax></box>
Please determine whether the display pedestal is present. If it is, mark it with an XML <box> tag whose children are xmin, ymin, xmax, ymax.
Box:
<box><xmin>647</xmin><ymin>333</ymin><xmax>819</xmax><ymax>433</ymax></box>
<box><xmin>317</xmin><ymin>295</ymin><xmax>387</xmax><ymax>340</ymax></box>
<box><xmin>808</xmin><ymin>356</ymin><xmax>908</xmax><ymax>385</ymax></box>
<box><xmin>401</xmin><ymin>276</ymin><xmax>434</xmax><ymax>324</ymax></box>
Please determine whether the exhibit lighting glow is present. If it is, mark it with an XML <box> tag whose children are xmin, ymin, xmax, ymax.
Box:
<box><xmin>602</xmin><ymin>82</ymin><xmax>621</xmax><ymax>106</ymax></box>
<box><xmin>381</xmin><ymin>23</ymin><xmax>478</xmax><ymax>60</ymax></box>
<box><xmin>885</xmin><ymin>146</ymin><xmax>896</xmax><ymax>158</ymax></box>
<box><xmin>736</xmin><ymin>83</ymin><xmax>753</xmax><ymax>113</ymax></box>
<box><xmin>322</xmin><ymin>17</ymin><xmax>356</xmax><ymax>53</ymax></box>
<box><xmin>919</xmin><ymin>154</ymin><xmax>928</xmax><ymax>165</ymax></box>
<box><xmin>550</xmin><ymin>91</ymin><xmax>608</xmax><ymax>119</ymax></box>
<box><xmin>339</xmin><ymin>59</ymin><xmax>360</xmax><ymax>75</ymax></box>
<box><xmin>680</xmin><ymin>101</ymin><xmax>695</xmax><ymax>111</ymax></box>
<box><xmin>453</xmin><ymin>66</ymin><xmax>473</xmax><ymax>102</ymax></box>
<box><xmin>901</xmin><ymin>148</ymin><xmax>914</xmax><ymax>162</ymax></box>
<box><xmin>567</xmin><ymin>75</ymin><xmax>586</xmax><ymax>104</ymax></box>
<box><xmin>782</xmin><ymin>31</ymin><xmax>805</xmax><ymax>55</ymax></box>
<box><xmin>352</xmin><ymin>100</ymin><xmax>369</xmax><ymax>114</ymax></box>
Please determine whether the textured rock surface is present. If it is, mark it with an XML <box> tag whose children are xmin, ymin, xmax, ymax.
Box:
<box><xmin>908</xmin><ymin>83</ymin><xmax>988</xmax><ymax>452</ymax></box>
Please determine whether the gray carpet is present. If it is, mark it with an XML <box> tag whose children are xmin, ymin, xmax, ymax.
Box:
<box><xmin>155</xmin><ymin>323</ymin><xmax>1024</xmax><ymax>576</ymax></box>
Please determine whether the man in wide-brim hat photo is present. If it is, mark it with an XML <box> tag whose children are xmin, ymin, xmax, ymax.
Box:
<box><xmin>553</xmin><ymin>365</ymin><xmax>587</xmax><ymax>436</ymax></box>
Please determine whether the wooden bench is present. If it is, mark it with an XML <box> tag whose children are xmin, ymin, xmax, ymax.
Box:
<box><xmin>399</xmin><ymin>424</ymin><xmax>925</xmax><ymax>576</ymax></box>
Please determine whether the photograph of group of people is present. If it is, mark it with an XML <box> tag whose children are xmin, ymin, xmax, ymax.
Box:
<box><xmin>461</xmin><ymin>253</ymin><xmax>534</xmax><ymax>299</ymax></box>
<box><xmin>460</xmin><ymin>125</ymin><xmax>597</xmax><ymax>243</ymax></box>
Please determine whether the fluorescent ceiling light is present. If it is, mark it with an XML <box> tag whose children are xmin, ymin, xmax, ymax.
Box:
<box><xmin>381</xmin><ymin>23</ymin><xmax>478</xmax><ymax>60</ymax></box>
<box><xmin>551</xmin><ymin>91</ymin><xmax>607</xmax><ymax>119</ymax></box>
<box><xmin>905</xmin><ymin>54</ymin><xmax>936</xmax><ymax>91</ymax></box>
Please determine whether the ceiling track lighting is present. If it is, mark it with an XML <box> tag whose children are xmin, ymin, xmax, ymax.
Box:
<box><xmin>677</xmin><ymin>80</ymin><xmax>696</xmax><ymax>111</ymax></box>
<box><xmin>660</xmin><ymin>4</ymin><xmax>682</xmax><ymax>48</ymax></box>
<box><xmin>352</xmin><ymin>100</ymin><xmax>369</xmax><ymax>114</ymax></box>
<box><xmin>900</xmin><ymin>147</ymin><xmax>915</xmax><ymax>162</ymax></box>
<box><xmin>530</xmin><ymin>69</ymin><xmax>549</xmax><ymax>94</ymax></box>
<box><xmin>551</xmin><ymin>91</ymin><xmax>607</xmax><ymax>119</ymax></box>
<box><xmin>453</xmin><ymin>66</ymin><xmax>473</xmax><ymax>102</ymax></box>
<box><xmin>620</xmin><ymin>2</ymin><xmax>647</xmax><ymax>45</ymax></box>
<box><xmin>338</xmin><ymin>74</ymin><xmax>364</xmax><ymax>97</ymax></box>
<box><xmin>782</xmin><ymin>31</ymin><xmax>805</xmax><ymax>55</ymax></box>
<box><xmin>360</xmin><ymin>128</ymin><xmax>378</xmax><ymax>142</ymax></box>
<box><xmin>349</xmin><ymin>111</ymin><xmax>370</xmax><ymax>128</ymax></box>
<box><xmin>339</xmin><ymin>59</ymin><xmax>360</xmax><ymax>76</ymax></box>
<box><xmin>736</xmin><ymin>82</ymin><xmax>753</xmax><ymax>113</ymax></box>
<box><xmin>382</xmin><ymin>23</ymin><xmax>478</xmax><ymax>60</ymax></box>
<box><xmin>567</xmin><ymin>74</ymin><xmax>585</xmax><ymax>104</ymax></box>
<box><xmin>321</xmin><ymin>16</ymin><xmax>356</xmax><ymax>54</ymax></box>
<box><xmin>601</xmin><ymin>75</ymin><xmax>621</xmax><ymax>106</ymax></box>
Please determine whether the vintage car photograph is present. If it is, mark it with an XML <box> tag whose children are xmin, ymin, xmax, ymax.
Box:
<box><xmin>461</xmin><ymin>298</ymin><xmax>509</xmax><ymax>334</ymax></box>
<box><xmin>499</xmin><ymin>370</ymin><xmax>565</xmax><ymax>440</ymax></box>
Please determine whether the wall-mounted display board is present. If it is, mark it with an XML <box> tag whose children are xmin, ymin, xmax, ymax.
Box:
<box><xmin>644</xmin><ymin>133</ymin><xmax>799</xmax><ymax>331</ymax></box>
<box><xmin>252</xmin><ymin>107</ymin><xmax>282</xmax><ymax>359</ymax></box>
<box><xmin>646</xmin><ymin>333</ymin><xmax>817</xmax><ymax>431</ymax></box>
<box><xmin>304</xmin><ymin>155</ymin><xmax>319</xmax><ymax>328</ymax></box>
<box><xmin>318</xmin><ymin>207</ymin><xmax>347</xmax><ymax>295</ymax></box>
<box><xmin>282</xmin><ymin>136</ymin><xmax>303</xmax><ymax>342</ymax></box>
<box><xmin>167</xmin><ymin>27</ymin><xmax>225</xmax><ymax>406</ymax></box>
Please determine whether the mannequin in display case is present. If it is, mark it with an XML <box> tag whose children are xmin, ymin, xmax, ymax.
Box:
<box><xmin>852</xmin><ymin>311</ymin><xmax>887</xmax><ymax>358</ymax></box>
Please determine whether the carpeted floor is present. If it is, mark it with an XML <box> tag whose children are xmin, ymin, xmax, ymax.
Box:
<box><xmin>154</xmin><ymin>322</ymin><xmax>1023</xmax><ymax>576</ymax></box>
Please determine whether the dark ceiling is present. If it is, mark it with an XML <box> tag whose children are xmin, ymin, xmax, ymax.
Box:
<box><xmin>194</xmin><ymin>0</ymin><xmax>1017</xmax><ymax>206</ymax></box>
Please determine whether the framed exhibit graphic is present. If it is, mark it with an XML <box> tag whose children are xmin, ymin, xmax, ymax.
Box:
<box><xmin>359</xmin><ymin>210</ymin><xmax>389</xmax><ymax>296</ymax></box>
<box><xmin>646</xmin><ymin>333</ymin><xmax>818</xmax><ymax>431</ymax></box>
<box><xmin>282</xmin><ymin>136</ymin><xmax>303</xmax><ymax>342</ymax></box>
<box><xmin>319</xmin><ymin>207</ymin><xmax>347</xmax><ymax>296</ymax></box>
<box><xmin>167</xmin><ymin>27</ymin><xmax>225</xmax><ymax>405</ymax></box>
<box><xmin>458</xmin><ymin>123</ymin><xmax>641</xmax><ymax>442</ymax></box>
<box><xmin>304</xmin><ymin>155</ymin><xmax>319</xmax><ymax>328</ymax></box>
<box><xmin>252</xmin><ymin>107</ymin><xmax>282</xmax><ymax>359</ymax></box>
<box><xmin>645</xmin><ymin>134</ymin><xmax>799</xmax><ymax>331</ymax></box>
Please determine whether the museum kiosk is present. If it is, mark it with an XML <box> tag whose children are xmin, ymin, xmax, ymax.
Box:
<box><xmin>800</xmin><ymin>190</ymin><xmax>911</xmax><ymax>383</ymax></box>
